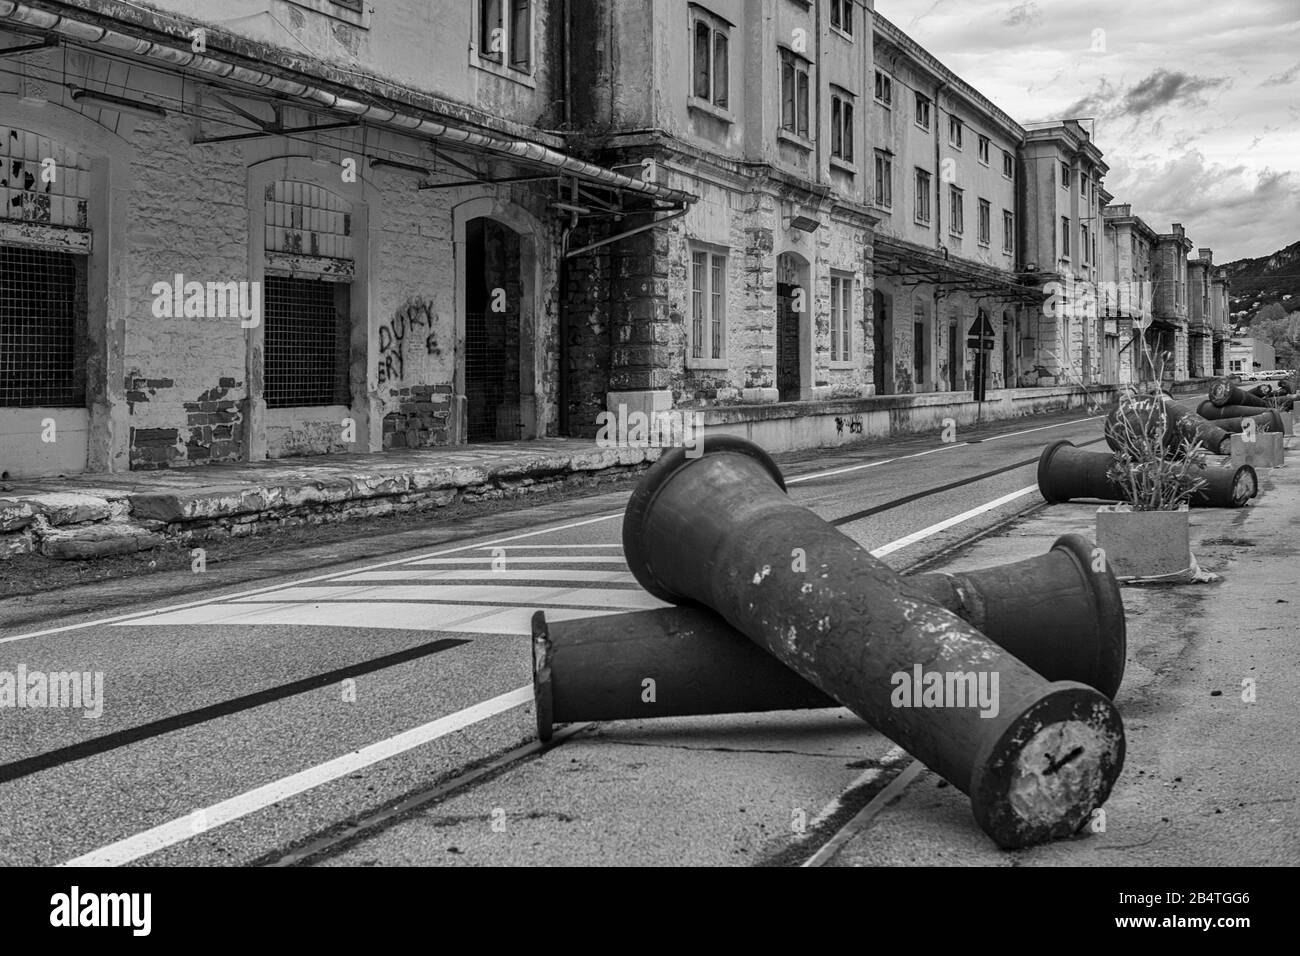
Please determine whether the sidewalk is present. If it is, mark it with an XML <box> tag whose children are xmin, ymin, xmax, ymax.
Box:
<box><xmin>824</xmin><ymin>436</ymin><xmax>1300</xmax><ymax>866</ymax></box>
<box><xmin>1</xmin><ymin>439</ymin><xmax>660</xmax><ymax>560</ymax></box>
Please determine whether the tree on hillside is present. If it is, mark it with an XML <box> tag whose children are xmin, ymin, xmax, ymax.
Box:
<box><xmin>1252</xmin><ymin>309</ymin><xmax>1300</xmax><ymax>367</ymax></box>
<box><xmin>1253</xmin><ymin>302</ymin><xmax>1288</xmax><ymax>326</ymax></box>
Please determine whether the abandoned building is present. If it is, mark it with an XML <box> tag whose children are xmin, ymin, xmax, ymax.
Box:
<box><xmin>0</xmin><ymin>0</ymin><xmax>1232</xmax><ymax>478</ymax></box>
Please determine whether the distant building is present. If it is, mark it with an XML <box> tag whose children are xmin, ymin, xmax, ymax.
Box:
<box><xmin>1228</xmin><ymin>337</ymin><xmax>1275</xmax><ymax>375</ymax></box>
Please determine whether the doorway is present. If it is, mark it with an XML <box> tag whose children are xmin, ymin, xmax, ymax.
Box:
<box><xmin>464</xmin><ymin>217</ymin><xmax>523</xmax><ymax>442</ymax></box>
<box><xmin>776</xmin><ymin>252</ymin><xmax>807</xmax><ymax>402</ymax></box>
<box><xmin>873</xmin><ymin>289</ymin><xmax>892</xmax><ymax>395</ymax></box>
<box><xmin>947</xmin><ymin>320</ymin><xmax>959</xmax><ymax>391</ymax></box>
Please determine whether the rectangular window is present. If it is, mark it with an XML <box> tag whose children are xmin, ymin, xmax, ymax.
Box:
<box><xmin>1081</xmin><ymin>224</ymin><xmax>1090</xmax><ymax>263</ymax></box>
<box><xmin>479</xmin><ymin>0</ymin><xmax>532</xmax><ymax>73</ymax></box>
<box><xmin>978</xmin><ymin>199</ymin><xmax>991</xmax><ymax>245</ymax></box>
<box><xmin>1002</xmin><ymin>210</ymin><xmax>1014</xmax><ymax>254</ymax></box>
<box><xmin>829</xmin><ymin>0</ymin><xmax>853</xmax><ymax>36</ymax></box>
<box><xmin>0</xmin><ymin>244</ymin><xmax>87</xmax><ymax>408</ymax></box>
<box><xmin>874</xmin><ymin>151</ymin><xmax>893</xmax><ymax>207</ymax></box>
<box><xmin>690</xmin><ymin>247</ymin><xmax>727</xmax><ymax>361</ymax></box>
<box><xmin>1060</xmin><ymin>162</ymin><xmax>1070</xmax><ymax>188</ymax></box>
<box><xmin>977</xmin><ymin>135</ymin><xmax>990</xmax><ymax>165</ymax></box>
<box><xmin>780</xmin><ymin>50</ymin><xmax>810</xmax><ymax>138</ymax></box>
<box><xmin>915</xmin><ymin>168</ymin><xmax>932</xmax><ymax>224</ymax></box>
<box><xmin>692</xmin><ymin>9</ymin><xmax>730</xmax><ymax>109</ymax></box>
<box><xmin>830</xmin><ymin>273</ymin><xmax>852</xmax><ymax>362</ymax></box>
<box><xmin>874</xmin><ymin>70</ymin><xmax>892</xmax><ymax>106</ymax></box>
<box><xmin>1002</xmin><ymin>150</ymin><xmax>1013</xmax><ymax>178</ymax></box>
<box><xmin>949</xmin><ymin>186</ymin><xmax>964</xmax><ymax>236</ymax></box>
<box><xmin>264</xmin><ymin>276</ymin><xmax>351</xmax><ymax>408</ymax></box>
<box><xmin>948</xmin><ymin>116</ymin><xmax>963</xmax><ymax>149</ymax></box>
<box><xmin>831</xmin><ymin>91</ymin><xmax>854</xmax><ymax>162</ymax></box>
<box><xmin>1061</xmin><ymin>216</ymin><xmax>1071</xmax><ymax>258</ymax></box>
<box><xmin>915</xmin><ymin>93</ymin><xmax>931</xmax><ymax>130</ymax></box>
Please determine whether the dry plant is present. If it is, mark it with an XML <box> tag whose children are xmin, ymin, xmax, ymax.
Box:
<box><xmin>1105</xmin><ymin>344</ymin><xmax>1208</xmax><ymax>512</ymax></box>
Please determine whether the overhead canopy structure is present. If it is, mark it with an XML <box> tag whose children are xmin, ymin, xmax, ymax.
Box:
<box><xmin>874</xmin><ymin>235</ymin><xmax>1043</xmax><ymax>304</ymax></box>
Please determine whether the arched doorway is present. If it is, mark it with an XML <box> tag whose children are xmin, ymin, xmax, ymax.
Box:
<box><xmin>776</xmin><ymin>252</ymin><xmax>810</xmax><ymax>402</ymax></box>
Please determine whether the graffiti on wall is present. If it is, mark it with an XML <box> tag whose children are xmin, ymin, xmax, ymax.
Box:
<box><xmin>835</xmin><ymin>415</ymin><xmax>864</xmax><ymax>436</ymax></box>
<box><xmin>376</xmin><ymin>297</ymin><xmax>442</xmax><ymax>386</ymax></box>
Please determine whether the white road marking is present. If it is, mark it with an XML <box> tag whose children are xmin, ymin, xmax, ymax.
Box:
<box><xmin>408</xmin><ymin>555</ymin><xmax>627</xmax><ymax>565</ymax></box>
<box><xmin>472</xmin><ymin>544</ymin><xmax>624</xmax><ymax>549</ymax></box>
<box><xmin>60</xmin><ymin>687</ymin><xmax>534</xmax><ymax>867</ymax></box>
<box><xmin>338</xmin><ymin>569</ymin><xmax>634</xmax><ymax>583</ymax></box>
<box><xmin>784</xmin><ymin>416</ymin><xmax>1093</xmax><ymax>483</ymax></box>
<box><xmin>867</xmin><ymin>485</ymin><xmax>1037</xmax><ymax>557</ymax></box>
<box><xmin>1</xmin><ymin>512</ymin><xmax>624</xmax><ymax>645</ymax></box>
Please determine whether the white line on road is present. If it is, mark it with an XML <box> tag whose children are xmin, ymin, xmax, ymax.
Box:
<box><xmin>784</xmin><ymin>416</ymin><xmax>1093</xmax><ymax>484</ymax></box>
<box><xmin>867</xmin><ymin>486</ymin><xmax>1037</xmax><ymax>557</ymax></box>
<box><xmin>1</xmin><ymin>512</ymin><xmax>624</xmax><ymax>645</ymax></box>
<box><xmin>60</xmin><ymin>687</ymin><xmax>533</xmax><ymax>867</ymax></box>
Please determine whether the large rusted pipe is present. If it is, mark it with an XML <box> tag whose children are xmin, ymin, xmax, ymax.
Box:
<box><xmin>1105</xmin><ymin>396</ymin><xmax>1231</xmax><ymax>455</ymax></box>
<box><xmin>532</xmin><ymin>534</ymin><xmax>1128</xmax><ymax>741</ymax></box>
<box><xmin>1038</xmin><ymin>440</ymin><xmax>1258</xmax><ymax>508</ymax></box>
<box><xmin>621</xmin><ymin>436</ymin><xmax>1125</xmax><ymax>849</ymax></box>
<box><xmin>1209</xmin><ymin>379</ymin><xmax>1271</xmax><ymax>408</ymax></box>
<box><xmin>1211</xmin><ymin>409</ymin><xmax>1285</xmax><ymax>435</ymax></box>
<box><xmin>1197</xmin><ymin>400</ymin><xmax>1286</xmax><ymax>421</ymax></box>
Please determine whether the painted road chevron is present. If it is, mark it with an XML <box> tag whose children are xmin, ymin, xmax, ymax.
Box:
<box><xmin>116</xmin><ymin>544</ymin><xmax>664</xmax><ymax>635</ymax></box>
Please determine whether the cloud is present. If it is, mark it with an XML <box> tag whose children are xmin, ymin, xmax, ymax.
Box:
<box><xmin>1263</xmin><ymin>62</ymin><xmax>1300</xmax><ymax>86</ymax></box>
<box><xmin>1122</xmin><ymin>69</ymin><xmax>1228</xmax><ymax>115</ymax></box>
<box><xmin>1105</xmin><ymin>151</ymin><xmax>1300</xmax><ymax>259</ymax></box>
<box><xmin>1002</xmin><ymin>1</ymin><xmax>1043</xmax><ymax>28</ymax></box>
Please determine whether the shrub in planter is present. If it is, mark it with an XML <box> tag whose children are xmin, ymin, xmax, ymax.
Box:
<box><xmin>1097</xmin><ymin>384</ymin><xmax>1209</xmax><ymax>582</ymax></box>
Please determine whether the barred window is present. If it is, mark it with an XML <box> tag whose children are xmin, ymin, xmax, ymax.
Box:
<box><xmin>263</xmin><ymin>276</ymin><xmax>350</xmax><ymax>407</ymax></box>
<box><xmin>0</xmin><ymin>244</ymin><xmax>87</xmax><ymax>407</ymax></box>
<box><xmin>690</xmin><ymin>247</ymin><xmax>726</xmax><ymax>361</ymax></box>
<box><xmin>830</xmin><ymin>273</ymin><xmax>852</xmax><ymax>362</ymax></box>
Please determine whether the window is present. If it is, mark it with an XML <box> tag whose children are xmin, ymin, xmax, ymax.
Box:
<box><xmin>479</xmin><ymin>0</ymin><xmax>532</xmax><ymax>73</ymax></box>
<box><xmin>780</xmin><ymin>49</ymin><xmax>810</xmax><ymax>139</ymax></box>
<box><xmin>948</xmin><ymin>116</ymin><xmax>963</xmax><ymax>149</ymax></box>
<box><xmin>691</xmin><ymin>8</ymin><xmax>730</xmax><ymax>109</ymax></box>
<box><xmin>1002</xmin><ymin>150</ymin><xmax>1014</xmax><ymax>178</ymax></box>
<box><xmin>915</xmin><ymin>168</ymin><xmax>932</xmax><ymax>224</ymax></box>
<box><xmin>831</xmin><ymin>91</ymin><xmax>854</xmax><ymax>163</ymax></box>
<box><xmin>949</xmin><ymin>186</ymin><xmax>964</xmax><ymax>236</ymax></box>
<box><xmin>1061</xmin><ymin>216</ymin><xmax>1071</xmax><ymax>259</ymax></box>
<box><xmin>830</xmin><ymin>273</ymin><xmax>852</xmax><ymax>362</ymax></box>
<box><xmin>1081</xmin><ymin>224</ymin><xmax>1090</xmax><ymax>263</ymax></box>
<box><xmin>874</xmin><ymin>151</ymin><xmax>893</xmax><ymax>207</ymax></box>
<box><xmin>0</xmin><ymin>245</ymin><xmax>87</xmax><ymax>408</ymax></box>
<box><xmin>829</xmin><ymin>0</ymin><xmax>853</xmax><ymax>36</ymax></box>
<box><xmin>977</xmin><ymin>135</ymin><xmax>990</xmax><ymax>165</ymax></box>
<box><xmin>1092</xmin><ymin>234</ymin><xmax>1098</xmax><ymax>268</ymax></box>
<box><xmin>1060</xmin><ymin>162</ymin><xmax>1070</xmax><ymax>188</ymax></box>
<box><xmin>690</xmin><ymin>247</ymin><xmax>727</xmax><ymax>362</ymax></box>
<box><xmin>915</xmin><ymin>93</ymin><xmax>931</xmax><ymax>130</ymax></box>
<box><xmin>264</xmin><ymin>276</ymin><xmax>351</xmax><ymax>408</ymax></box>
<box><xmin>874</xmin><ymin>70</ymin><xmax>892</xmax><ymax>106</ymax></box>
<box><xmin>978</xmin><ymin>199</ymin><xmax>991</xmax><ymax>245</ymax></box>
<box><xmin>1002</xmin><ymin>210</ymin><xmax>1014</xmax><ymax>254</ymax></box>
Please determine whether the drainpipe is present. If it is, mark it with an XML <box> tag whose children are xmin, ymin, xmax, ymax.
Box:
<box><xmin>933</xmin><ymin>80</ymin><xmax>949</xmax><ymax>393</ymax></box>
<box><xmin>557</xmin><ymin>0</ymin><xmax>572</xmax><ymax>435</ymax></box>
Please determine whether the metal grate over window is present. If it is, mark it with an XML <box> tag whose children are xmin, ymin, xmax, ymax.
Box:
<box><xmin>263</xmin><ymin>275</ymin><xmax>350</xmax><ymax>408</ymax></box>
<box><xmin>0</xmin><ymin>244</ymin><xmax>86</xmax><ymax>407</ymax></box>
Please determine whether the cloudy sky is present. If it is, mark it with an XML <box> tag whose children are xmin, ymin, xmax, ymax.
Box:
<box><xmin>878</xmin><ymin>0</ymin><xmax>1300</xmax><ymax>262</ymax></box>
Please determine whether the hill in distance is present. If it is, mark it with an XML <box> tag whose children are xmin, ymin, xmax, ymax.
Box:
<box><xmin>1222</xmin><ymin>239</ymin><xmax>1300</xmax><ymax>328</ymax></box>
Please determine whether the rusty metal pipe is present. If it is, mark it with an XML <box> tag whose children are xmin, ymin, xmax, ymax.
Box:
<box><xmin>1208</xmin><ymin>379</ymin><xmax>1271</xmax><ymax>408</ymax></box>
<box><xmin>1196</xmin><ymin>400</ymin><xmax>1280</xmax><ymax>421</ymax></box>
<box><xmin>1106</xmin><ymin>396</ymin><xmax>1232</xmax><ymax>455</ymax></box>
<box><xmin>533</xmin><ymin>535</ymin><xmax>1128</xmax><ymax>740</ymax></box>
<box><xmin>620</xmin><ymin>436</ymin><xmax>1125</xmax><ymax>849</ymax></box>
<box><xmin>1210</xmin><ymin>409</ymin><xmax>1284</xmax><ymax>435</ymax></box>
<box><xmin>1038</xmin><ymin>440</ymin><xmax>1258</xmax><ymax>508</ymax></box>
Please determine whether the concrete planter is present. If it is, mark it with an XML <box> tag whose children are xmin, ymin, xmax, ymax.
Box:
<box><xmin>1229</xmin><ymin>432</ymin><xmax>1284</xmax><ymax>469</ymax></box>
<box><xmin>1096</xmin><ymin>503</ymin><xmax>1190</xmax><ymax>581</ymax></box>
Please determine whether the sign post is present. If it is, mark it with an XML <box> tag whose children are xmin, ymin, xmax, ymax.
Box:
<box><xmin>967</xmin><ymin>312</ymin><xmax>996</xmax><ymax>402</ymax></box>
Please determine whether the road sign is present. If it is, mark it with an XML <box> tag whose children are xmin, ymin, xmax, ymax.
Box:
<box><xmin>967</xmin><ymin>313</ymin><xmax>995</xmax><ymax>352</ymax></box>
<box><xmin>967</xmin><ymin>337</ymin><xmax>995</xmax><ymax>350</ymax></box>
